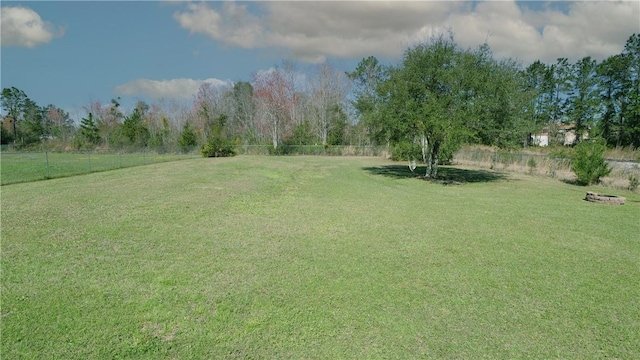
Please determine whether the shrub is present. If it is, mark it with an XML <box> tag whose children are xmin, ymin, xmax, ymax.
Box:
<box><xmin>268</xmin><ymin>144</ymin><xmax>289</xmax><ymax>155</ymax></box>
<box><xmin>571</xmin><ymin>138</ymin><xmax>611</xmax><ymax>185</ymax></box>
<box><xmin>201</xmin><ymin>136</ymin><xmax>236</xmax><ymax>158</ymax></box>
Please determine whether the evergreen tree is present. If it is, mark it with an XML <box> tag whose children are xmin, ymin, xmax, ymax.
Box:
<box><xmin>76</xmin><ymin>113</ymin><xmax>100</xmax><ymax>148</ymax></box>
<box><xmin>178</xmin><ymin>121</ymin><xmax>198</xmax><ymax>152</ymax></box>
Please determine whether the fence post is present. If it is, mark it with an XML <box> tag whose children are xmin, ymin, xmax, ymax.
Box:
<box><xmin>552</xmin><ymin>157</ymin><xmax>557</xmax><ymax>178</ymax></box>
<box><xmin>45</xmin><ymin>151</ymin><xmax>50</xmax><ymax>178</ymax></box>
<box><xmin>88</xmin><ymin>150</ymin><xmax>92</xmax><ymax>172</ymax></box>
<box><xmin>119</xmin><ymin>151</ymin><xmax>122</xmax><ymax>168</ymax></box>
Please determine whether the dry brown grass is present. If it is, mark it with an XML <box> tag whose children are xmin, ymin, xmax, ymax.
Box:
<box><xmin>454</xmin><ymin>146</ymin><xmax>639</xmax><ymax>192</ymax></box>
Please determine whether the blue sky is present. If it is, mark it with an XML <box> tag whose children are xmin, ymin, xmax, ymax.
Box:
<box><xmin>2</xmin><ymin>1</ymin><xmax>639</xmax><ymax>118</ymax></box>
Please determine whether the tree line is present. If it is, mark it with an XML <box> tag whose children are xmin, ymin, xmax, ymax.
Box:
<box><xmin>2</xmin><ymin>33</ymin><xmax>638</xmax><ymax>164</ymax></box>
<box><xmin>1</xmin><ymin>62</ymin><xmax>358</xmax><ymax>153</ymax></box>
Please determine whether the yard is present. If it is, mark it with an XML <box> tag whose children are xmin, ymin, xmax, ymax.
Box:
<box><xmin>1</xmin><ymin>156</ymin><xmax>639</xmax><ymax>358</ymax></box>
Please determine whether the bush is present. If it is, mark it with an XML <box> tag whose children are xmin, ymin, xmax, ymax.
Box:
<box><xmin>571</xmin><ymin>138</ymin><xmax>611</xmax><ymax>185</ymax></box>
<box><xmin>201</xmin><ymin>136</ymin><xmax>236</xmax><ymax>158</ymax></box>
<box><xmin>268</xmin><ymin>144</ymin><xmax>289</xmax><ymax>155</ymax></box>
<box><xmin>629</xmin><ymin>175</ymin><xmax>639</xmax><ymax>192</ymax></box>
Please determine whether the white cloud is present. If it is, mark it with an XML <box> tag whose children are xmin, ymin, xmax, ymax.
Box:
<box><xmin>174</xmin><ymin>1</ymin><xmax>462</xmax><ymax>63</ymax></box>
<box><xmin>449</xmin><ymin>0</ymin><xmax>640</xmax><ymax>64</ymax></box>
<box><xmin>174</xmin><ymin>2</ymin><xmax>263</xmax><ymax>49</ymax></box>
<box><xmin>173</xmin><ymin>0</ymin><xmax>639</xmax><ymax>64</ymax></box>
<box><xmin>114</xmin><ymin>78</ymin><xmax>233</xmax><ymax>100</ymax></box>
<box><xmin>1</xmin><ymin>6</ymin><xmax>64</xmax><ymax>48</ymax></box>
<box><xmin>526</xmin><ymin>1</ymin><xmax>640</xmax><ymax>63</ymax></box>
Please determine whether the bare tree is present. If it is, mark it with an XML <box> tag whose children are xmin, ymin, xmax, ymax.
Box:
<box><xmin>252</xmin><ymin>67</ymin><xmax>296</xmax><ymax>149</ymax></box>
<box><xmin>309</xmin><ymin>62</ymin><xmax>350</xmax><ymax>145</ymax></box>
<box><xmin>230</xmin><ymin>81</ymin><xmax>256</xmax><ymax>143</ymax></box>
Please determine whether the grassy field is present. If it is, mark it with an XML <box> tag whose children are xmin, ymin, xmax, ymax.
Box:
<box><xmin>1</xmin><ymin>156</ymin><xmax>639</xmax><ymax>358</ymax></box>
<box><xmin>0</xmin><ymin>151</ymin><xmax>196</xmax><ymax>185</ymax></box>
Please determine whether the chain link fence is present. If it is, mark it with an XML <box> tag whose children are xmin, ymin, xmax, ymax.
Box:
<box><xmin>1</xmin><ymin>148</ymin><xmax>199</xmax><ymax>185</ymax></box>
<box><xmin>0</xmin><ymin>145</ymin><xmax>385</xmax><ymax>185</ymax></box>
<box><xmin>4</xmin><ymin>145</ymin><xmax>637</xmax><ymax>190</ymax></box>
<box><xmin>454</xmin><ymin>147</ymin><xmax>640</xmax><ymax>190</ymax></box>
<box><xmin>237</xmin><ymin>144</ymin><xmax>385</xmax><ymax>156</ymax></box>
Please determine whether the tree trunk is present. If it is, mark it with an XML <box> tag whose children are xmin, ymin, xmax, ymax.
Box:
<box><xmin>272</xmin><ymin>124</ymin><xmax>278</xmax><ymax>149</ymax></box>
<box><xmin>427</xmin><ymin>141</ymin><xmax>440</xmax><ymax>178</ymax></box>
<box><xmin>424</xmin><ymin>145</ymin><xmax>432</xmax><ymax>178</ymax></box>
<box><xmin>430</xmin><ymin>153</ymin><xmax>439</xmax><ymax>178</ymax></box>
<box><xmin>321</xmin><ymin>120</ymin><xmax>327</xmax><ymax>146</ymax></box>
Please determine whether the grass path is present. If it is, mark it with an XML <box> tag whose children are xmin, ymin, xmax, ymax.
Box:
<box><xmin>2</xmin><ymin>156</ymin><xmax>639</xmax><ymax>358</ymax></box>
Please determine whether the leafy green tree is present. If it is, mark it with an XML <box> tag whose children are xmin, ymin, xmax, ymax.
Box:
<box><xmin>382</xmin><ymin>35</ymin><xmax>474</xmax><ymax>177</ymax></box>
<box><xmin>346</xmin><ymin>56</ymin><xmax>388</xmax><ymax>146</ymax></box>
<box><xmin>1</xmin><ymin>87</ymin><xmax>27</xmax><ymax>137</ymax></box>
<box><xmin>465</xmin><ymin>45</ymin><xmax>534</xmax><ymax>148</ymax></box>
<box><xmin>351</xmin><ymin>35</ymin><xmax>533</xmax><ymax>177</ymax></box>
<box><xmin>21</xmin><ymin>98</ymin><xmax>49</xmax><ymax>144</ymax></box>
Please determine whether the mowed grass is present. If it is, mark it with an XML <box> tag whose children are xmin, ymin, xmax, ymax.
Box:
<box><xmin>1</xmin><ymin>156</ymin><xmax>639</xmax><ymax>358</ymax></box>
<box><xmin>0</xmin><ymin>151</ymin><xmax>196</xmax><ymax>185</ymax></box>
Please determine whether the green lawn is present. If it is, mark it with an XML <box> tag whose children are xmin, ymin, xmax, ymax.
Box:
<box><xmin>1</xmin><ymin>156</ymin><xmax>639</xmax><ymax>358</ymax></box>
